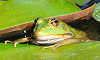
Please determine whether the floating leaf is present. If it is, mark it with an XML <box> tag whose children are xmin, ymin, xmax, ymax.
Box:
<box><xmin>93</xmin><ymin>3</ymin><xmax>100</xmax><ymax>22</ymax></box>
<box><xmin>0</xmin><ymin>1</ymin><xmax>6</xmax><ymax>6</ymax></box>
<box><xmin>0</xmin><ymin>0</ymin><xmax>81</xmax><ymax>31</ymax></box>
<box><xmin>0</xmin><ymin>3</ymin><xmax>96</xmax><ymax>34</ymax></box>
<box><xmin>67</xmin><ymin>0</ymin><xmax>90</xmax><ymax>6</ymax></box>
<box><xmin>0</xmin><ymin>42</ymin><xmax>100</xmax><ymax>60</ymax></box>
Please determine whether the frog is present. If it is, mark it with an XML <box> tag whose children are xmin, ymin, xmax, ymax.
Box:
<box><xmin>5</xmin><ymin>17</ymin><xmax>91</xmax><ymax>51</ymax></box>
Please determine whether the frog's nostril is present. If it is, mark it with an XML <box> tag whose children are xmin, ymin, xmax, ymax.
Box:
<box><xmin>34</xmin><ymin>18</ymin><xmax>38</xmax><ymax>22</ymax></box>
<box><xmin>34</xmin><ymin>17</ymin><xmax>41</xmax><ymax>23</ymax></box>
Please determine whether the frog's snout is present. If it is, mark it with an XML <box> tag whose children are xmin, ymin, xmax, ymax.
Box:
<box><xmin>34</xmin><ymin>17</ymin><xmax>44</xmax><ymax>24</ymax></box>
<box><xmin>34</xmin><ymin>17</ymin><xmax>41</xmax><ymax>23</ymax></box>
<box><xmin>34</xmin><ymin>18</ymin><xmax>38</xmax><ymax>23</ymax></box>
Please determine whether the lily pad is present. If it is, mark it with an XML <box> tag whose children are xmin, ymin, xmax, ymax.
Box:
<box><xmin>0</xmin><ymin>1</ymin><xmax>6</xmax><ymax>6</ymax></box>
<box><xmin>93</xmin><ymin>3</ymin><xmax>100</xmax><ymax>22</ymax></box>
<box><xmin>68</xmin><ymin>0</ymin><xmax>90</xmax><ymax>6</ymax></box>
<box><xmin>0</xmin><ymin>0</ymin><xmax>81</xmax><ymax>31</ymax></box>
<box><xmin>0</xmin><ymin>3</ymin><xmax>96</xmax><ymax>35</ymax></box>
<box><xmin>0</xmin><ymin>42</ymin><xmax>100</xmax><ymax>60</ymax></box>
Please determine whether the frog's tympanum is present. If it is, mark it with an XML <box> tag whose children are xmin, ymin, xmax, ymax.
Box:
<box><xmin>5</xmin><ymin>17</ymin><xmax>90</xmax><ymax>51</ymax></box>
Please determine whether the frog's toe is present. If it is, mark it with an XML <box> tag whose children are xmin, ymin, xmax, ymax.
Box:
<box><xmin>42</xmin><ymin>45</ymin><xmax>53</xmax><ymax>49</ymax></box>
<box><xmin>5</xmin><ymin>40</ymin><xmax>12</xmax><ymax>45</ymax></box>
<box><xmin>42</xmin><ymin>44</ymin><xmax>60</xmax><ymax>52</ymax></box>
<box><xmin>14</xmin><ymin>42</ymin><xmax>18</xmax><ymax>48</ymax></box>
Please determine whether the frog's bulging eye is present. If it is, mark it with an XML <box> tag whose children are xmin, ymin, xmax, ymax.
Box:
<box><xmin>49</xmin><ymin>18</ymin><xmax>59</xmax><ymax>28</ymax></box>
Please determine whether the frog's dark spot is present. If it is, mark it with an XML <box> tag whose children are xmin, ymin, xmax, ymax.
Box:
<box><xmin>66</xmin><ymin>33</ymin><xmax>72</xmax><ymax>35</ymax></box>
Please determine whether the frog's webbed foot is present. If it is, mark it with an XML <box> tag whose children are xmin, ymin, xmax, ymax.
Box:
<box><xmin>43</xmin><ymin>40</ymin><xmax>68</xmax><ymax>52</ymax></box>
<box><xmin>43</xmin><ymin>39</ymin><xmax>80</xmax><ymax>52</ymax></box>
<box><xmin>43</xmin><ymin>44</ymin><xmax>61</xmax><ymax>52</ymax></box>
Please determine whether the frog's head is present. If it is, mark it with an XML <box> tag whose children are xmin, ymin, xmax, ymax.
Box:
<box><xmin>33</xmin><ymin>17</ymin><xmax>74</xmax><ymax>44</ymax></box>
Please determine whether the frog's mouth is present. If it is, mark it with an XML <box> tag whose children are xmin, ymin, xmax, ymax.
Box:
<box><xmin>35</xmin><ymin>33</ymin><xmax>74</xmax><ymax>44</ymax></box>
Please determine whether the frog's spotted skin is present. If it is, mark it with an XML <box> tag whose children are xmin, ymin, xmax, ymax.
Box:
<box><xmin>5</xmin><ymin>17</ymin><xmax>89</xmax><ymax>51</ymax></box>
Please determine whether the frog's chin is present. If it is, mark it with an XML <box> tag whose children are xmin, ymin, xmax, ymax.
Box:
<box><xmin>35</xmin><ymin>33</ymin><xmax>74</xmax><ymax>44</ymax></box>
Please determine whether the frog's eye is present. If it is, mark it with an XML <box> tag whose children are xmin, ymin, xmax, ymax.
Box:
<box><xmin>49</xmin><ymin>18</ymin><xmax>59</xmax><ymax>28</ymax></box>
<box><xmin>54</xmin><ymin>20</ymin><xmax>58</xmax><ymax>24</ymax></box>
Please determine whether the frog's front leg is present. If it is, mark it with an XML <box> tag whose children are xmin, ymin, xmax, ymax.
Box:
<box><xmin>43</xmin><ymin>39</ymin><xmax>81</xmax><ymax>52</ymax></box>
<box><xmin>5</xmin><ymin>40</ymin><xmax>18</xmax><ymax>48</ymax></box>
<box><xmin>5</xmin><ymin>37</ymin><xmax>30</xmax><ymax>47</ymax></box>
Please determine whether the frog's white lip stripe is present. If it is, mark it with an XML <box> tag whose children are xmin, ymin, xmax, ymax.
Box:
<box><xmin>36</xmin><ymin>35</ymin><xmax>73</xmax><ymax>41</ymax></box>
<box><xmin>37</xmin><ymin>38</ymin><xmax>67</xmax><ymax>44</ymax></box>
<box><xmin>36</xmin><ymin>34</ymin><xmax>74</xmax><ymax>44</ymax></box>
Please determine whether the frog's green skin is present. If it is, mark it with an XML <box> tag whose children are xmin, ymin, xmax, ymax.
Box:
<box><xmin>34</xmin><ymin>18</ymin><xmax>88</xmax><ymax>45</ymax></box>
<box><xmin>35</xmin><ymin>18</ymin><xmax>89</xmax><ymax>51</ymax></box>
<box><xmin>5</xmin><ymin>17</ymin><xmax>88</xmax><ymax>51</ymax></box>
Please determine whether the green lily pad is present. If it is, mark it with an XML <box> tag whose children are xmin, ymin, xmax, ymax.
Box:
<box><xmin>93</xmin><ymin>3</ymin><xmax>100</xmax><ymax>22</ymax></box>
<box><xmin>0</xmin><ymin>0</ymin><xmax>81</xmax><ymax>31</ymax></box>
<box><xmin>68</xmin><ymin>0</ymin><xmax>90</xmax><ymax>6</ymax></box>
<box><xmin>0</xmin><ymin>1</ymin><xmax>6</xmax><ymax>6</ymax></box>
<box><xmin>0</xmin><ymin>42</ymin><xmax>100</xmax><ymax>60</ymax></box>
<box><xmin>0</xmin><ymin>3</ymin><xmax>96</xmax><ymax>35</ymax></box>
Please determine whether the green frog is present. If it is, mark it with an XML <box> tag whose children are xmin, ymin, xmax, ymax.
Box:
<box><xmin>5</xmin><ymin>17</ymin><xmax>90</xmax><ymax>51</ymax></box>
